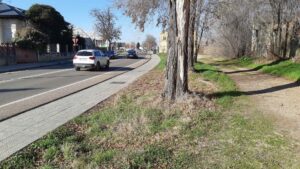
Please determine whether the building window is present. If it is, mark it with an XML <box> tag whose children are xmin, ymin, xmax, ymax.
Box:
<box><xmin>11</xmin><ymin>24</ymin><xmax>17</xmax><ymax>39</ymax></box>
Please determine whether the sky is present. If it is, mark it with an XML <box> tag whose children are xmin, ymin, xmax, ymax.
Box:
<box><xmin>2</xmin><ymin>0</ymin><xmax>162</xmax><ymax>43</ymax></box>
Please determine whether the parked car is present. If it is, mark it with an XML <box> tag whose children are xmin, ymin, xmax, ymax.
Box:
<box><xmin>127</xmin><ymin>49</ymin><xmax>138</xmax><ymax>59</ymax></box>
<box><xmin>73</xmin><ymin>49</ymin><xmax>110</xmax><ymax>71</ymax></box>
<box><xmin>105</xmin><ymin>50</ymin><xmax>116</xmax><ymax>59</ymax></box>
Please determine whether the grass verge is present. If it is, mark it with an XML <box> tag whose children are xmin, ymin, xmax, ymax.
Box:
<box><xmin>1</xmin><ymin>54</ymin><xmax>299</xmax><ymax>169</ymax></box>
<box><xmin>194</xmin><ymin>62</ymin><xmax>237</xmax><ymax>108</ymax></box>
<box><xmin>231</xmin><ymin>57</ymin><xmax>300</xmax><ymax>81</ymax></box>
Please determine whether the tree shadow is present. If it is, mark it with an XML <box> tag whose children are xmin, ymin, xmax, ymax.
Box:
<box><xmin>224</xmin><ymin>59</ymin><xmax>285</xmax><ymax>74</ymax></box>
<box><xmin>209</xmin><ymin>81</ymin><xmax>300</xmax><ymax>99</ymax></box>
<box><xmin>193</xmin><ymin>69</ymin><xmax>223</xmax><ymax>73</ymax></box>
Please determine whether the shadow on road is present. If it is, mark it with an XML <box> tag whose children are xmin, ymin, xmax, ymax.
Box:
<box><xmin>0</xmin><ymin>88</ymin><xmax>43</xmax><ymax>93</ymax></box>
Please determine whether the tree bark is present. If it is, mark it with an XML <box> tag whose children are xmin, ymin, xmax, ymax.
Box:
<box><xmin>188</xmin><ymin>0</ymin><xmax>196</xmax><ymax>69</ymax></box>
<box><xmin>175</xmin><ymin>0</ymin><xmax>190</xmax><ymax>98</ymax></box>
<box><xmin>163</xmin><ymin>0</ymin><xmax>178</xmax><ymax>100</ymax></box>
<box><xmin>289</xmin><ymin>19</ymin><xmax>300</xmax><ymax>58</ymax></box>
<box><xmin>163</xmin><ymin>0</ymin><xmax>190</xmax><ymax>100</ymax></box>
<box><xmin>283</xmin><ymin>22</ymin><xmax>289</xmax><ymax>58</ymax></box>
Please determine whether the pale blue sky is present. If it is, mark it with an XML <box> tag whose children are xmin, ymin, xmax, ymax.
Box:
<box><xmin>2</xmin><ymin>0</ymin><xmax>161</xmax><ymax>43</ymax></box>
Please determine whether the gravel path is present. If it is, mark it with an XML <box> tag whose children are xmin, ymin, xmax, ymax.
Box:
<box><xmin>201</xmin><ymin>55</ymin><xmax>300</xmax><ymax>140</ymax></box>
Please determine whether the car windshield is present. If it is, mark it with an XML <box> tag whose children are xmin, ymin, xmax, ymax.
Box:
<box><xmin>76</xmin><ymin>51</ymin><xmax>93</xmax><ymax>56</ymax></box>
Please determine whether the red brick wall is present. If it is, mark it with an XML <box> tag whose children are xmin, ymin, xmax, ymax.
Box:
<box><xmin>16</xmin><ymin>48</ymin><xmax>37</xmax><ymax>63</ymax></box>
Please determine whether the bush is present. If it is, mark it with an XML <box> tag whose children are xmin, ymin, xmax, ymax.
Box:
<box><xmin>14</xmin><ymin>27</ymin><xmax>48</xmax><ymax>50</ymax></box>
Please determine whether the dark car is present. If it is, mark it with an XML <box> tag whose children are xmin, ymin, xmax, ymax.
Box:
<box><xmin>105</xmin><ymin>51</ymin><xmax>116</xmax><ymax>59</ymax></box>
<box><xmin>127</xmin><ymin>49</ymin><xmax>138</xmax><ymax>59</ymax></box>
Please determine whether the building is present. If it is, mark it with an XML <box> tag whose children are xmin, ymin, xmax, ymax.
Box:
<box><xmin>159</xmin><ymin>31</ymin><xmax>168</xmax><ymax>53</ymax></box>
<box><xmin>73</xmin><ymin>27</ymin><xmax>95</xmax><ymax>49</ymax></box>
<box><xmin>0</xmin><ymin>2</ymin><xmax>26</xmax><ymax>43</ymax></box>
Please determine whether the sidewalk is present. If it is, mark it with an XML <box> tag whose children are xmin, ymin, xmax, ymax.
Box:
<box><xmin>0</xmin><ymin>55</ymin><xmax>160</xmax><ymax>162</ymax></box>
<box><xmin>0</xmin><ymin>59</ymin><xmax>71</xmax><ymax>73</ymax></box>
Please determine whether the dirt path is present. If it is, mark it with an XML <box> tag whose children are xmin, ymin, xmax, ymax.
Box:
<box><xmin>201</xmin><ymin>56</ymin><xmax>300</xmax><ymax>140</ymax></box>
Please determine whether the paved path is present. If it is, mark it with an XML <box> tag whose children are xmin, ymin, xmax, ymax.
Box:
<box><xmin>0</xmin><ymin>55</ymin><xmax>160</xmax><ymax>162</ymax></box>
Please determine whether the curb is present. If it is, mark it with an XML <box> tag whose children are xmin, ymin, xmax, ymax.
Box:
<box><xmin>0</xmin><ymin>59</ymin><xmax>72</xmax><ymax>73</ymax></box>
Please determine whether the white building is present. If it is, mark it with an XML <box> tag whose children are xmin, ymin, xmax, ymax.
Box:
<box><xmin>73</xmin><ymin>27</ymin><xmax>95</xmax><ymax>49</ymax></box>
<box><xmin>0</xmin><ymin>2</ymin><xmax>26</xmax><ymax>43</ymax></box>
<box><xmin>159</xmin><ymin>31</ymin><xmax>168</xmax><ymax>53</ymax></box>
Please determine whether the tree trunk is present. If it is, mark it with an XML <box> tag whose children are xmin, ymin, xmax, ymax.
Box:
<box><xmin>163</xmin><ymin>0</ymin><xmax>178</xmax><ymax>100</ymax></box>
<box><xmin>193</xmin><ymin>0</ymin><xmax>203</xmax><ymax>63</ymax></box>
<box><xmin>188</xmin><ymin>0</ymin><xmax>196</xmax><ymax>69</ymax></box>
<box><xmin>289</xmin><ymin>20</ymin><xmax>300</xmax><ymax>58</ymax></box>
<box><xmin>163</xmin><ymin>0</ymin><xmax>190</xmax><ymax>100</ymax></box>
<box><xmin>175</xmin><ymin>0</ymin><xmax>190</xmax><ymax>98</ymax></box>
<box><xmin>108</xmin><ymin>40</ymin><xmax>112</xmax><ymax>51</ymax></box>
<box><xmin>278</xmin><ymin>6</ymin><xmax>282</xmax><ymax>57</ymax></box>
<box><xmin>283</xmin><ymin>22</ymin><xmax>289</xmax><ymax>58</ymax></box>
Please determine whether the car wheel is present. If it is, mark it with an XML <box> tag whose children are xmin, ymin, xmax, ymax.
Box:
<box><xmin>105</xmin><ymin>60</ymin><xmax>110</xmax><ymax>69</ymax></box>
<box><xmin>96</xmin><ymin>62</ymin><xmax>101</xmax><ymax>71</ymax></box>
<box><xmin>75</xmin><ymin>67</ymin><xmax>80</xmax><ymax>71</ymax></box>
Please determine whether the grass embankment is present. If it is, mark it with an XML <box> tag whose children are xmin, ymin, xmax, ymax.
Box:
<box><xmin>1</xmin><ymin>54</ymin><xmax>299</xmax><ymax>169</ymax></box>
<box><xmin>234</xmin><ymin>57</ymin><xmax>300</xmax><ymax>81</ymax></box>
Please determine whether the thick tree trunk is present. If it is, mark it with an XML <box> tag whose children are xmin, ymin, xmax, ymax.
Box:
<box><xmin>175</xmin><ymin>0</ymin><xmax>190</xmax><ymax>98</ymax></box>
<box><xmin>163</xmin><ymin>0</ymin><xmax>190</xmax><ymax>100</ymax></box>
<box><xmin>163</xmin><ymin>0</ymin><xmax>178</xmax><ymax>100</ymax></box>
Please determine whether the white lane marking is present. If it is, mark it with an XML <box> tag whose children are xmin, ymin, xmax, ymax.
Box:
<box><xmin>0</xmin><ymin>69</ymin><xmax>73</xmax><ymax>84</ymax></box>
<box><xmin>0</xmin><ymin>59</ymin><xmax>145</xmax><ymax>109</ymax></box>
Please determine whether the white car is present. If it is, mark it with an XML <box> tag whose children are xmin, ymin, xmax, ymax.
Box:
<box><xmin>73</xmin><ymin>49</ymin><xmax>110</xmax><ymax>71</ymax></box>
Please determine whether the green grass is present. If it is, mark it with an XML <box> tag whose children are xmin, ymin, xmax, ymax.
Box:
<box><xmin>1</xmin><ymin>56</ymin><xmax>299</xmax><ymax>169</ymax></box>
<box><xmin>233</xmin><ymin>57</ymin><xmax>300</xmax><ymax>81</ymax></box>
<box><xmin>261</xmin><ymin>60</ymin><xmax>300</xmax><ymax>81</ymax></box>
<box><xmin>156</xmin><ymin>53</ymin><xmax>167</xmax><ymax>70</ymax></box>
<box><xmin>194</xmin><ymin>62</ymin><xmax>237</xmax><ymax>108</ymax></box>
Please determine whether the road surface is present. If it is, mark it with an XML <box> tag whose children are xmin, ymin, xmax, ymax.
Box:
<box><xmin>0</xmin><ymin>57</ymin><xmax>144</xmax><ymax>120</ymax></box>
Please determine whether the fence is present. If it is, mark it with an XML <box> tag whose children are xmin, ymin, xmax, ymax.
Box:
<box><xmin>0</xmin><ymin>43</ymin><xmax>74</xmax><ymax>66</ymax></box>
<box><xmin>0</xmin><ymin>43</ymin><xmax>16</xmax><ymax>66</ymax></box>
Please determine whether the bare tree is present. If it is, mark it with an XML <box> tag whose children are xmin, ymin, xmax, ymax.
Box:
<box><xmin>213</xmin><ymin>0</ymin><xmax>300</xmax><ymax>59</ymax></box>
<box><xmin>115</xmin><ymin>0</ymin><xmax>168</xmax><ymax>30</ymax></box>
<box><xmin>142</xmin><ymin>35</ymin><xmax>157</xmax><ymax>50</ymax></box>
<box><xmin>194</xmin><ymin>0</ymin><xmax>217</xmax><ymax>61</ymax></box>
<box><xmin>91</xmin><ymin>8</ymin><xmax>121</xmax><ymax>50</ymax></box>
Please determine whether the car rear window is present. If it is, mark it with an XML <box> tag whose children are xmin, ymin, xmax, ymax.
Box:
<box><xmin>76</xmin><ymin>51</ymin><xmax>93</xmax><ymax>56</ymax></box>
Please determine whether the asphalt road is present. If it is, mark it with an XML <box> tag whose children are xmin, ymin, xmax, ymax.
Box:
<box><xmin>0</xmin><ymin>58</ymin><xmax>142</xmax><ymax>107</ymax></box>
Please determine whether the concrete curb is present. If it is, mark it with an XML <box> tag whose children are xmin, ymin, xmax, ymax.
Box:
<box><xmin>0</xmin><ymin>60</ymin><xmax>72</xmax><ymax>73</ymax></box>
<box><xmin>0</xmin><ymin>54</ymin><xmax>160</xmax><ymax>162</ymax></box>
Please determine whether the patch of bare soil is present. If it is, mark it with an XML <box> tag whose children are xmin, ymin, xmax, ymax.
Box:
<box><xmin>220</xmin><ymin>65</ymin><xmax>300</xmax><ymax>141</ymax></box>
